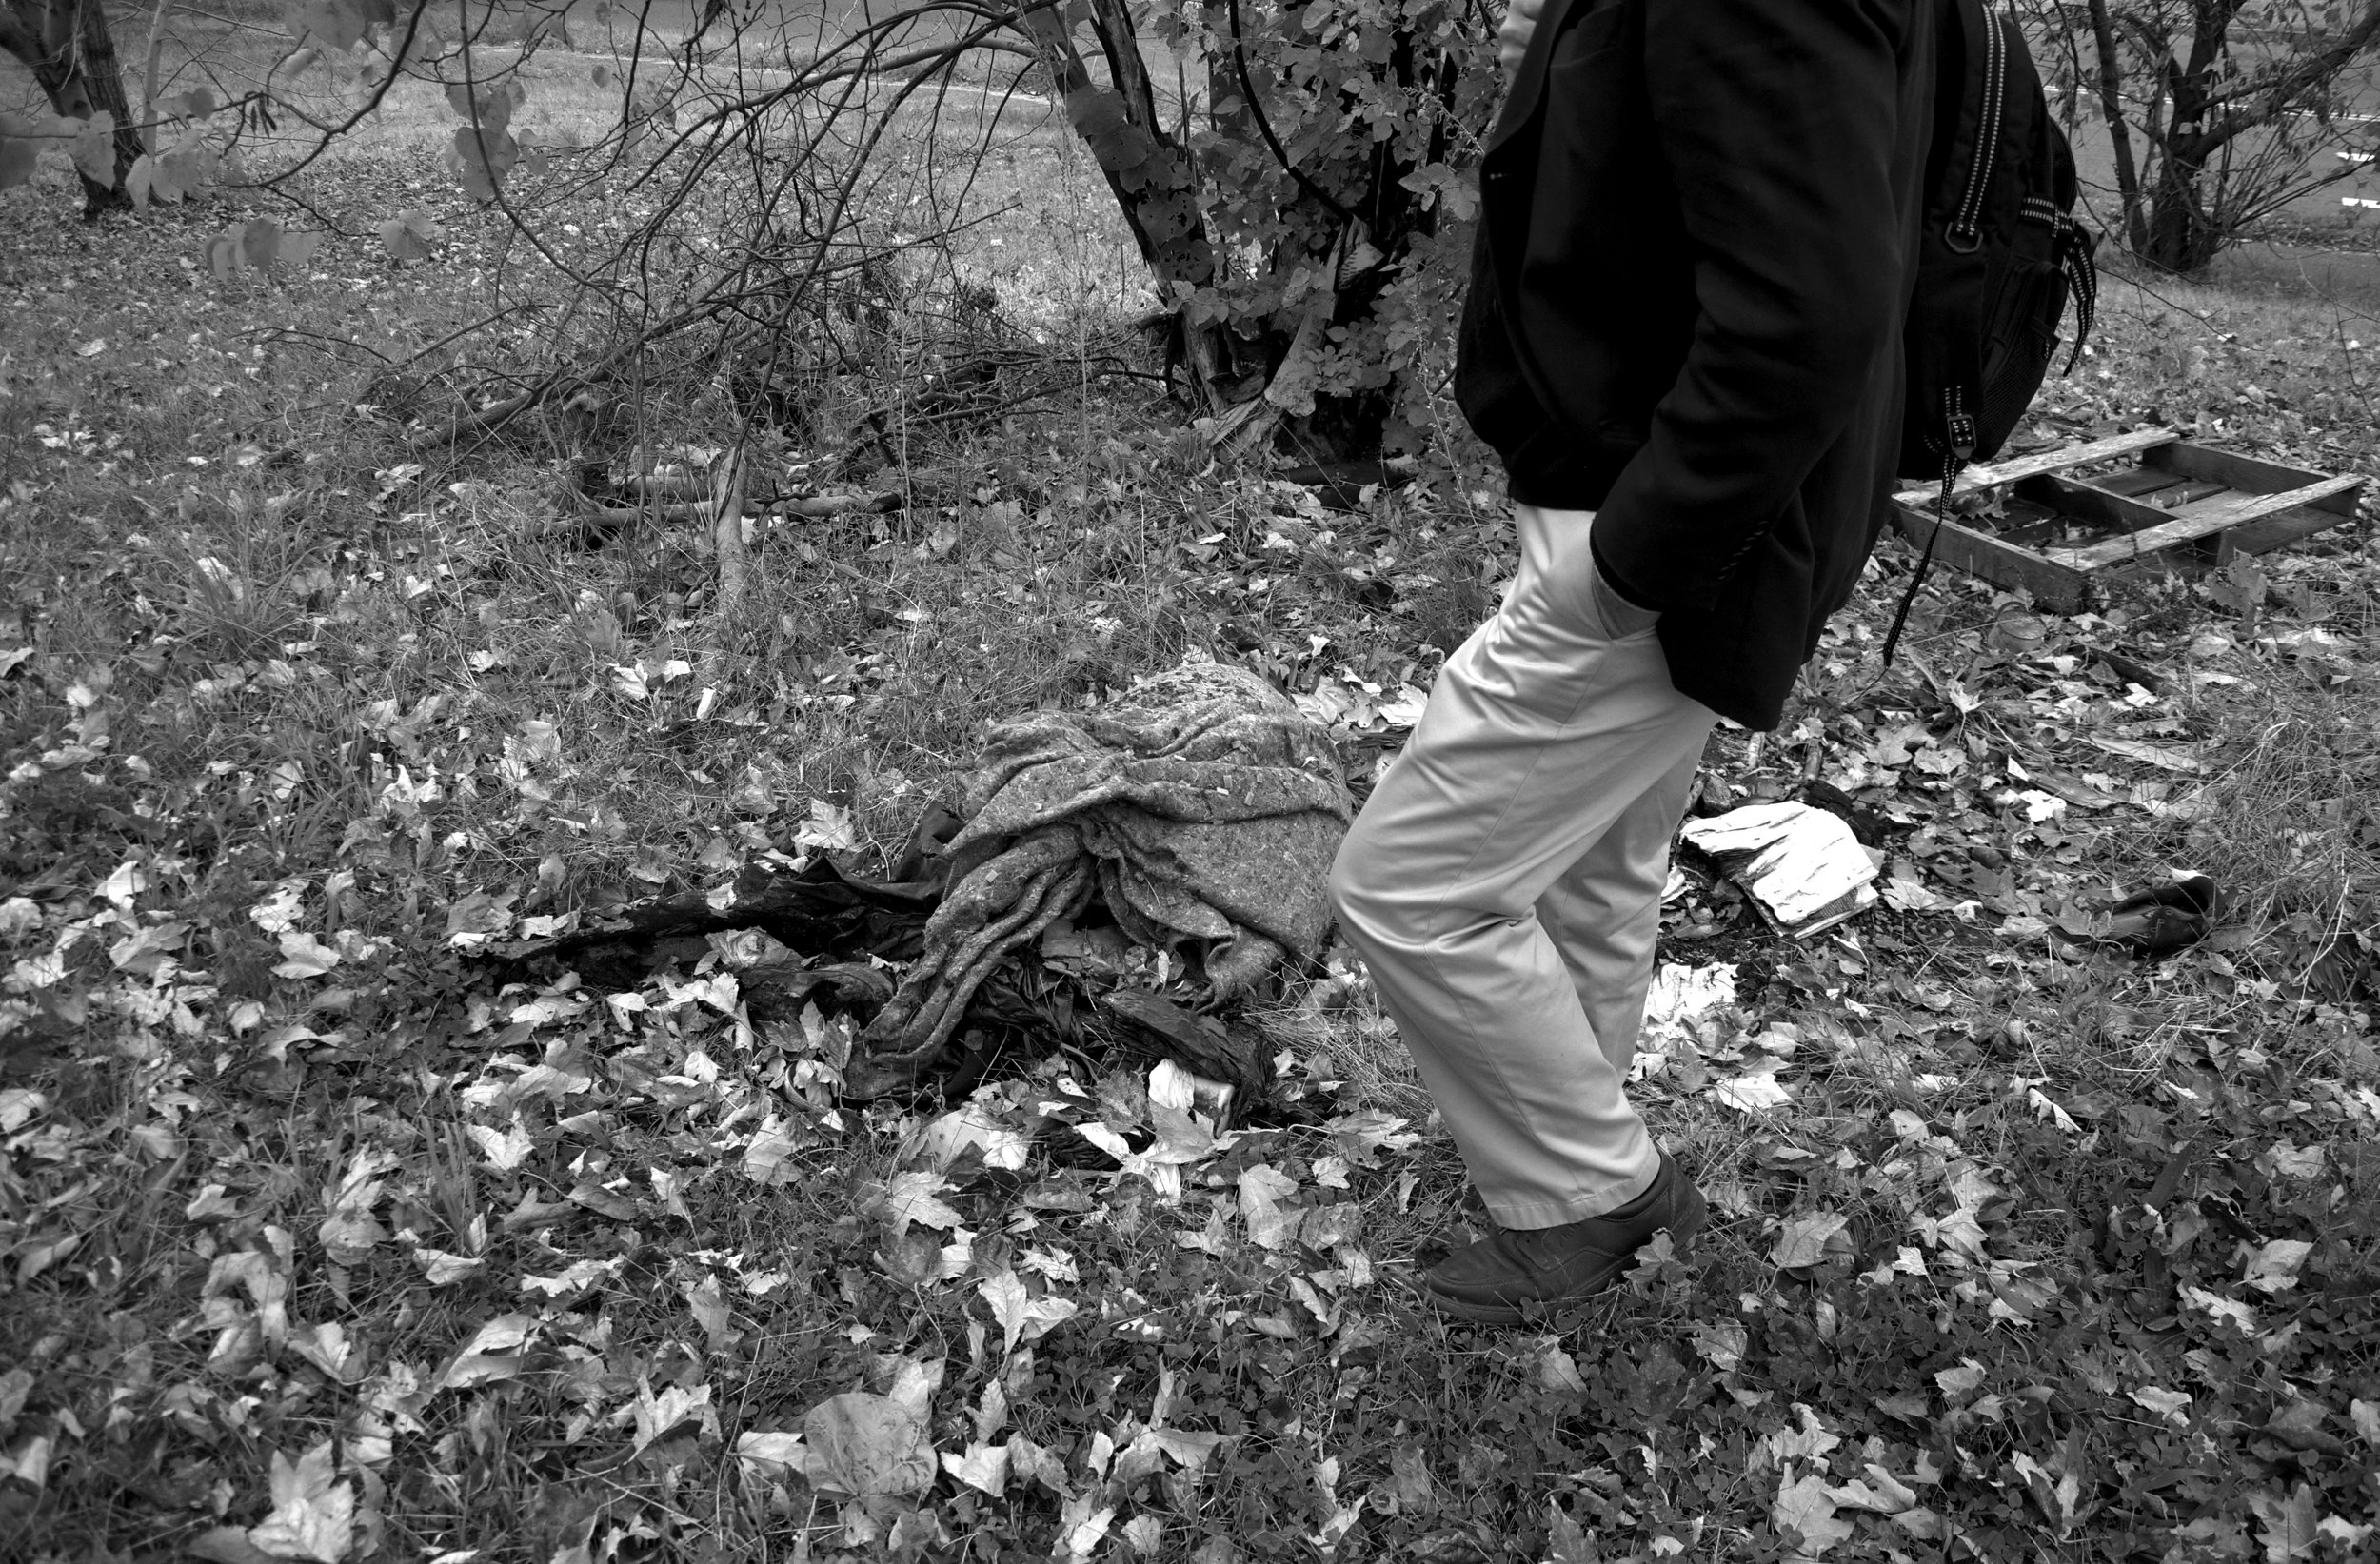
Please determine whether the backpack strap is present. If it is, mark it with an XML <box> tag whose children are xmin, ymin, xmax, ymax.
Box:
<box><xmin>1880</xmin><ymin>463</ymin><xmax>1954</xmax><ymax>668</ymax></box>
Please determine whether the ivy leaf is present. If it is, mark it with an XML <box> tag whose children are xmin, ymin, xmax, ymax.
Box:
<box><xmin>0</xmin><ymin>115</ymin><xmax>46</xmax><ymax>189</ymax></box>
<box><xmin>282</xmin><ymin>0</ymin><xmax>389</xmax><ymax>51</ymax></box>
<box><xmin>160</xmin><ymin>87</ymin><xmax>220</xmax><ymax>119</ymax></box>
<box><xmin>378</xmin><ymin>209</ymin><xmax>445</xmax><ymax>262</ymax></box>
<box><xmin>70</xmin><ymin>112</ymin><xmax>118</xmax><ymax>189</ymax></box>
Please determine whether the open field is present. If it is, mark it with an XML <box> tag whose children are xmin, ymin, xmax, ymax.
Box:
<box><xmin>5</xmin><ymin>16</ymin><xmax>2380</xmax><ymax>1564</ymax></box>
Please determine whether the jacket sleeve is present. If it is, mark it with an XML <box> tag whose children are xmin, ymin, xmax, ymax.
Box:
<box><xmin>1587</xmin><ymin>0</ymin><xmax>1914</xmax><ymax>613</ymax></box>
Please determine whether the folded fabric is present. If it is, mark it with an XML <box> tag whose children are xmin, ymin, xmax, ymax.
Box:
<box><xmin>849</xmin><ymin>661</ymin><xmax>1350</xmax><ymax>1089</ymax></box>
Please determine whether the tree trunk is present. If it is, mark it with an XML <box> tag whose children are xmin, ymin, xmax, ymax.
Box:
<box><xmin>2082</xmin><ymin>0</ymin><xmax>2149</xmax><ymax>254</ymax></box>
<box><xmin>0</xmin><ymin>0</ymin><xmax>145</xmax><ymax>214</ymax></box>
<box><xmin>1024</xmin><ymin>2</ymin><xmax>1461</xmax><ymax>463</ymax></box>
<box><xmin>2139</xmin><ymin>136</ymin><xmax>2223</xmax><ymax>272</ymax></box>
<box><xmin>1019</xmin><ymin>0</ymin><xmax>1259</xmax><ymax>411</ymax></box>
<box><xmin>141</xmin><ymin>0</ymin><xmax>178</xmax><ymax>154</ymax></box>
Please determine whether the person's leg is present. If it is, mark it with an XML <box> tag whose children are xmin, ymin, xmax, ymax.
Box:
<box><xmin>1329</xmin><ymin>505</ymin><xmax>1716</xmax><ymax>1232</ymax></box>
<box><xmin>1535</xmin><ymin>743</ymin><xmax>1708</xmax><ymax>1084</ymax></box>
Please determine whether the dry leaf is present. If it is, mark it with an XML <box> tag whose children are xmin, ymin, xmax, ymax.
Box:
<box><xmin>1772</xmin><ymin>1474</ymin><xmax>1854</xmax><ymax>1560</ymax></box>
<box><xmin>1238</xmin><ymin>1164</ymin><xmax>1302</xmax><ymax>1250</ymax></box>
<box><xmin>271</xmin><ymin>931</ymin><xmax>341</xmax><ymax>979</ymax></box>
<box><xmin>977</xmin><ymin>1268</ymin><xmax>1078</xmax><ymax>1356</ymax></box>
<box><xmin>630</xmin><ymin>1379</ymin><xmax>715</xmax><ymax>1453</ymax></box>
<box><xmin>413</xmin><ymin>1249</ymin><xmax>486</xmax><ymax>1287</ymax></box>
<box><xmin>941</xmin><ymin>1440</ymin><xmax>1011</xmax><ymax>1496</ymax></box>
<box><xmin>801</xmin><ymin>1391</ymin><xmax>937</xmax><ymax>1498</ymax></box>
<box><xmin>246</xmin><ymin>1442</ymin><xmax>355</xmax><ymax>1562</ymax></box>
<box><xmin>1770</xmin><ymin>1213</ymin><xmax>1849</xmax><ymax>1270</ymax></box>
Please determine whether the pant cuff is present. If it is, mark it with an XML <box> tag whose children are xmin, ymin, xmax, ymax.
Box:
<box><xmin>1480</xmin><ymin>1150</ymin><xmax>1661</xmax><ymax>1231</ymax></box>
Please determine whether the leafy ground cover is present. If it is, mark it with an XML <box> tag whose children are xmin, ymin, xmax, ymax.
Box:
<box><xmin>5</xmin><ymin>94</ymin><xmax>2380</xmax><ymax>1564</ymax></box>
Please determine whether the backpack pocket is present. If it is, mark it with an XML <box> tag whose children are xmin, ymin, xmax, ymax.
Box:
<box><xmin>1973</xmin><ymin>213</ymin><xmax>2071</xmax><ymax>462</ymax></box>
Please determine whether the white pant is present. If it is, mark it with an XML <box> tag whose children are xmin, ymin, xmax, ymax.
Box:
<box><xmin>1329</xmin><ymin>505</ymin><xmax>1717</xmax><ymax>1229</ymax></box>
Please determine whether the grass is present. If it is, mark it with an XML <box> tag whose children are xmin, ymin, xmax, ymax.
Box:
<box><xmin>5</xmin><ymin>18</ymin><xmax>2380</xmax><ymax>1564</ymax></box>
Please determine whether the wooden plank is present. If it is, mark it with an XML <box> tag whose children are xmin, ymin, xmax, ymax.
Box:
<box><xmin>2014</xmin><ymin>472</ymin><xmax>2174</xmax><ymax>534</ymax></box>
<box><xmin>1995</xmin><ymin>496</ymin><xmax>2070</xmax><ymax>547</ymax></box>
<box><xmin>1892</xmin><ymin>426</ymin><xmax>2176</xmax><ymax>506</ymax></box>
<box><xmin>2162</xmin><ymin>480</ymin><xmax>2231</xmax><ymax>508</ymax></box>
<box><xmin>2221</xmin><ymin>501</ymin><xmax>2364</xmax><ymax>558</ymax></box>
<box><xmin>2146</xmin><ymin>442</ymin><xmax>2359</xmax><ymax>511</ymax></box>
<box><xmin>1888</xmin><ymin>502</ymin><xmax>2091</xmax><ymax>612</ymax></box>
<box><xmin>2094</xmin><ymin>467</ymin><xmax>2191</xmax><ymax>499</ymax></box>
<box><xmin>2046</xmin><ymin>475</ymin><xmax>2366</xmax><ymax>570</ymax></box>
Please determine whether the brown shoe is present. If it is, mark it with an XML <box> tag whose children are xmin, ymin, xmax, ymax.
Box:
<box><xmin>1419</xmin><ymin>1151</ymin><xmax>1706</xmax><ymax>1324</ymax></box>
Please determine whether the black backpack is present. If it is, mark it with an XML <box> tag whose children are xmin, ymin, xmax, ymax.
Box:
<box><xmin>1887</xmin><ymin>0</ymin><xmax>2098</xmax><ymax>653</ymax></box>
<box><xmin>1901</xmin><ymin>0</ymin><xmax>2097</xmax><ymax>485</ymax></box>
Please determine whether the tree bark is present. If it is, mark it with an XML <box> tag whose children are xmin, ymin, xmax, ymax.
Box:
<box><xmin>0</xmin><ymin>0</ymin><xmax>144</xmax><ymax>214</ymax></box>
<box><xmin>1018</xmin><ymin>0</ymin><xmax>1255</xmax><ymax>411</ymax></box>
<box><xmin>141</xmin><ymin>0</ymin><xmax>178</xmax><ymax>153</ymax></box>
<box><xmin>2090</xmin><ymin>0</ymin><xmax>2380</xmax><ymax>271</ymax></box>
<box><xmin>1022</xmin><ymin>2</ymin><xmax>1458</xmax><ymax>461</ymax></box>
<box><xmin>2082</xmin><ymin>0</ymin><xmax>2148</xmax><ymax>254</ymax></box>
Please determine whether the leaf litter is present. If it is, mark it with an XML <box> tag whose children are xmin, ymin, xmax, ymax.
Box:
<box><xmin>5</xmin><ymin>111</ymin><xmax>2380</xmax><ymax>1563</ymax></box>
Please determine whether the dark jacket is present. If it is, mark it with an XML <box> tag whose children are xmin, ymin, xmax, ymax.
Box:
<box><xmin>1456</xmin><ymin>0</ymin><xmax>1935</xmax><ymax>730</ymax></box>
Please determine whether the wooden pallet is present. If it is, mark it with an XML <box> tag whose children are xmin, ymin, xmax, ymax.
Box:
<box><xmin>1886</xmin><ymin>429</ymin><xmax>2367</xmax><ymax>613</ymax></box>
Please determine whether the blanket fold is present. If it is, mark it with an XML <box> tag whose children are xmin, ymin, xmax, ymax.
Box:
<box><xmin>849</xmin><ymin>662</ymin><xmax>1349</xmax><ymax>1088</ymax></box>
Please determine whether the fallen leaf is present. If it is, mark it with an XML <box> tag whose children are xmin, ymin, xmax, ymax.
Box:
<box><xmin>270</xmin><ymin>931</ymin><xmax>342</xmax><ymax>979</ymax></box>
<box><xmin>872</xmin><ymin>1170</ymin><xmax>966</xmax><ymax>1234</ymax></box>
<box><xmin>1239</xmin><ymin>1163</ymin><xmax>1303</xmax><ymax>1250</ymax></box>
<box><xmin>732</xmin><ymin>1430</ymin><xmax>808</xmax><ymax>1477</ymax></box>
<box><xmin>433</xmin><ymin>1314</ymin><xmax>536</xmax><ymax>1392</ymax></box>
<box><xmin>1770</xmin><ymin>1213</ymin><xmax>1849</xmax><ymax>1270</ymax></box>
<box><xmin>801</xmin><ymin>1391</ymin><xmax>937</xmax><ymax>1498</ymax></box>
<box><xmin>246</xmin><ymin>1442</ymin><xmax>355</xmax><ymax>1562</ymax></box>
<box><xmin>2244</xmin><ymin>1239</ymin><xmax>2312</xmax><ymax>1294</ymax></box>
<box><xmin>1714</xmin><ymin>1069</ymin><xmax>1795</xmax><ymax>1113</ymax></box>
<box><xmin>412</xmin><ymin>1249</ymin><xmax>486</xmax><ymax>1287</ymax></box>
<box><xmin>464</xmin><ymin>1121</ymin><xmax>533</xmax><ymax>1173</ymax></box>
<box><xmin>1773</xmin><ymin>1473</ymin><xmax>1854</xmax><ymax>1560</ymax></box>
<box><xmin>942</xmin><ymin>1439</ymin><xmax>1011</xmax><ymax>1496</ymax></box>
<box><xmin>1766</xmin><ymin>1404</ymin><xmax>1843</xmax><ymax>1465</ymax></box>
<box><xmin>2249</xmin><ymin>1483</ymin><xmax>2320</xmax><ymax>1562</ymax></box>
<box><xmin>1055</xmin><ymin>1493</ymin><xmax>1118</xmax><ymax>1563</ymax></box>
<box><xmin>977</xmin><ymin>1268</ymin><xmax>1078</xmax><ymax>1356</ymax></box>
<box><xmin>631</xmin><ymin>1379</ymin><xmax>715</xmax><ymax>1453</ymax></box>
<box><xmin>1934</xmin><ymin>1360</ymin><xmax>1987</xmax><ymax>1399</ymax></box>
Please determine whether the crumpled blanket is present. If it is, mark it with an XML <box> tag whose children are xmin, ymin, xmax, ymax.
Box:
<box><xmin>851</xmin><ymin>661</ymin><xmax>1349</xmax><ymax>1085</ymax></box>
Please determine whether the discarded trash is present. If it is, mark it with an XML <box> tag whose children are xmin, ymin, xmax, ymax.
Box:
<box><xmin>1641</xmin><ymin>961</ymin><xmax>1738</xmax><ymax>1047</ymax></box>
<box><xmin>492</xmin><ymin>662</ymin><xmax>1346</xmax><ymax>1106</ymax></box>
<box><xmin>1678</xmin><ymin>802</ymin><xmax>1880</xmax><ymax>939</ymax></box>
<box><xmin>2051</xmin><ymin>873</ymin><xmax>2220</xmax><ymax>955</ymax></box>
<box><xmin>847</xmin><ymin>661</ymin><xmax>1350</xmax><ymax>1093</ymax></box>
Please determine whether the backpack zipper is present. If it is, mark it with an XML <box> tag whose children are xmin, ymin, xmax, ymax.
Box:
<box><xmin>1947</xmin><ymin>10</ymin><xmax>2008</xmax><ymax>253</ymax></box>
<box><xmin>1937</xmin><ymin>385</ymin><xmax>1977</xmax><ymax>466</ymax></box>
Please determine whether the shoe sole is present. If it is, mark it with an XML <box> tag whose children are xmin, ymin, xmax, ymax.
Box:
<box><xmin>1419</xmin><ymin>1188</ymin><xmax>1709</xmax><ymax>1327</ymax></box>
